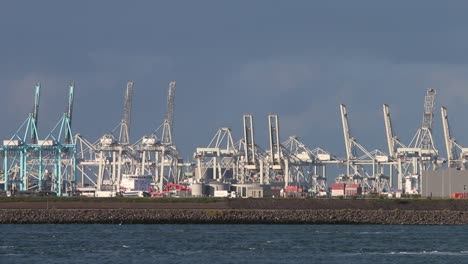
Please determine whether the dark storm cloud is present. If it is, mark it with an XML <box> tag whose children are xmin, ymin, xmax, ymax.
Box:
<box><xmin>1</xmin><ymin>0</ymin><xmax>468</xmax><ymax>158</ymax></box>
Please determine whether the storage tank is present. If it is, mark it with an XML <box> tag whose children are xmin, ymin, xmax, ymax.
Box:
<box><xmin>191</xmin><ymin>183</ymin><xmax>204</xmax><ymax>197</ymax></box>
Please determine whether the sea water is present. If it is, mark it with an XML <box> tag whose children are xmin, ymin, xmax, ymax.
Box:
<box><xmin>1</xmin><ymin>224</ymin><xmax>468</xmax><ymax>263</ymax></box>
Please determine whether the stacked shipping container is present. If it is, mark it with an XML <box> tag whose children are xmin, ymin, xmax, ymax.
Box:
<box><xmin>331</xmin><ymin>183</ymin><xmax>362</xmax><ymax>197</ymax></box>
<box><xmin>345</xmin><ymin>183</ymin><xmax>362</xmax><ymax>196</ymax></box>
<box><xmin>331</xmin><ymin>183</ymin><xmax>345</xmax><ymax>196</ymax></box>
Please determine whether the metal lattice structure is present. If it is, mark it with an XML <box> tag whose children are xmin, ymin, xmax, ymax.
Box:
<box><xmin>409</xmin><ymin>89</ymin><xmax>437</xmax><ymax>154</ymax></box>
<box><xmin>194</xmin><ymin>127</ymin><xmax>239</xmax><ymax>182</ymax></box>
<box><xmin>282</xmin><ymin>136</ymin><xmax>329</xmax><ymax>193</ymax></box>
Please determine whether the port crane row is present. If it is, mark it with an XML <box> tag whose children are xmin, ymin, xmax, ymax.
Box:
<box><xmin>0</xmin><ymin>84</ymin><xmax>463</xmax><ymax>196</ymax></box>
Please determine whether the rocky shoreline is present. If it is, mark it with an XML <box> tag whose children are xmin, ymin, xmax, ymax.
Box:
<box><xmin>2</xmin><ymin>199</ymin><xmax>468</xmax><ymax>224</ymax></box>
<box><xmin>2</xmin><ymin>208</ymin><xmax>468</xmax><ymax>225</ymax></box>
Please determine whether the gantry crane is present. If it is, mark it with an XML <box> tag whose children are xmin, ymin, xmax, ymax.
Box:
<box><xmin>133</xmin><ymin>81</ymin><xmax>180</xmax><ymax>192</ymax></box>
<box><xmin>194</xmin><ymin>127</ymin><xmax>239</xmax><ymax>182</ymax></box>
<box><xmin>2</xmin><ymin>83</ymin><xmax>41</xmax><ymax>191</ymax></box>
<box><xmin>75</xmin><ymin>82</ymin><xmax>136</xmax><ymax>193</ymax></box>
<box><xmin>339</xmin><ymin>104</ymin><xmax>391</xmax><ymax>193</ymax></box>
<box><xmin>236</xmin><ymin>114</ymin><xmax>266</xmax><ymax>184</ymax></box>
<box><xmin>383</xmin><ymin>103</ymin><xmax>409</xmax><ymax>188</ymax></box>
<box><xmin>441</xmin><ymin>106</ymin><xmax>468</xmax><ymax>169</ymax></box>
<box><xmin>265</xmin><ymin>114</ymin><xmax>291</xmax><ymax>186</ymax></box>
<box><xmin>2</xmin><ymin>83</ymin><xmax>77</xmax><ymax>195</ymax></box>
<box><xmin>97</xmin><ymin>81</ymin><xmax>135</xmax><ymax>191</ymax></box>
<box><xmin>38</xmin><ymin>83</ymin><xmax>77</xmax><ymax>195</ymax></box>
<box><xmin>282</xmin><ymin>136</ymin><xmax>331</xmax><ymax>193</ymax></box>
<box><xmin>387</xmin><ymin>89</ymin><xmax>439</xmax><ymax>193</ymax></box>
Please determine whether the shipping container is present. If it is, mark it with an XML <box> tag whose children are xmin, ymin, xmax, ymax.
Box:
<box><xmin>331</xmin><ymin>190</ymin><xmax>345</xmax><ymax>197</ymax></box>
<box><xmin>452</xmin><ymin>192</ymin><xmax>467</xmax><ymax>199</ymax></box>
<box><xmin>285</xmin><ymin>186</ymin><xmax>298</xmax><ymax>193</ymax></box>
<box><xmin>331</xmin><ymin>183</ymin><xmax>346</xmax><ymax>191</ymax></box>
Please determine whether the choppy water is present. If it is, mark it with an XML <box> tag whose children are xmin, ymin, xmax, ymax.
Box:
<box><xmin>1</xmin><ymin>224</ymin><xmax>468</xmax><ymax>263</ymax></box>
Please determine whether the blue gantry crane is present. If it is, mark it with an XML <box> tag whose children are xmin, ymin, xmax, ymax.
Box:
<box><xmin>2</xmin><ymin>83</ymin><xmax>76</xmax><ymax>196</ymax></box>
<box><xmin>2</xmin><ymin>83</ymin><xmax>41</xmax><ymax>191</ymax></box>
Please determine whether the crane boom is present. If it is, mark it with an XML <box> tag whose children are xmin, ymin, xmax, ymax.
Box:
<box><xmin>383</xmin><ymin>104</ymin><xmax>395</xmax><ymax>159</ymax></box>
<box><xmin>441</xmin><ymin>106</ymin><xmax>455</xmax><ymax>164</ymax></box>
<box><xmin>31</xmin><ymin>82</ymin><xmax>41</xmax><ymax>144</ymax></box>
<box><xmin>164</xmin><ymin>81</ymin><xmax>176</xmax><ymax>143</ymax></box>
<box><xmin>422</xmin><ymin>89</ymin><xmax>436</xmax><ymax>129</ymax></box>
<box><xmin>65</xmin><ymin>82</ymin><xmax>74</xmax><ymax>144</ymax></box>
<box><xmin>340</xmin><ymin>104</ymin><xmax>354</xmax><ymax>160</ymax></box>
<box><xmin>120</xmin><ymin>81</ymin><xmax>134</xmax><ymax>145</ymax></box>
<box><xmin>268</xmin><ymin>115</ymin><xmax>281</xmax><ymax>164</ymax></box>
<box><xmin>161</xmin><ymin>81</ymin><xmax>176</xmax><ymax>145</ymax></box>
<box><xmin>243</xmin><ymin>114</ymin><xmax>256</xmax><ymax>164</ymax></box>
<box><xmin>420</xmin><ymin>88</ymin><xmax>436</xmax><ymax>150</ymax></box>
<box><xmin>409</xmin><ymin>88</ymin><xmax>437</xmax><ymax>152</ymax></box>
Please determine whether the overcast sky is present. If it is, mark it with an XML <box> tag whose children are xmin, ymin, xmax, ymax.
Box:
<box><xmin>1</xmin><ymin>0</ymin><xmax>468</xmax><ymax>160</ymax></box>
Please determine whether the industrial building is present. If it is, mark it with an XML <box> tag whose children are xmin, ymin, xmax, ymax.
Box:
<box><xmin>421</xmin><ymin>169</ymin><xmax>468</xmax><ymax>198</ymax></box>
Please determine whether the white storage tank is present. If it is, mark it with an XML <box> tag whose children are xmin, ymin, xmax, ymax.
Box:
<box><xmin>191</xmin><ymin>183</ymin><xmax>204</xmax><ymax>197</ymax></box>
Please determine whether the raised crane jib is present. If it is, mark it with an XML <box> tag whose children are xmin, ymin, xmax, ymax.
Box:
<box><xmin>422</xmin><ymin>88</ymin><xmax>436</xmax><ymax>130</ymax></box>
<box><xmin>441</xmin><ymin>106</ymin><xmax>456</xmax><ymax>163</ymax></box>
<box><xmin>65</xmin><ymin>82</ymin><xmax>75</xmax><ymax>144</ymax></box>
<box><xmin>243</xmin><ymin>114</ymin><xmax>256</xmax><ymax>164</ymax></box>
<box><xmin>340</xmin><ymin>104</ymin><xmax>354</xmax><ymax>160</ymax></box>
<box><xmin>268</xmin><ymin>115</ymin><xmax>281</xmax><ymax>164</ymax></box>
<box><xmin>120</xmin><ymin>81</ymin><xmax>134</xmax><ymax>145</ymax></box>
<box><xmin>165</xmin><ymin>81</ymin><xmax>176</xmax><ymax>136</ymax></box>
<box><xmin>31</xmin><ymin>82</ymin><xmax>41</xmax><ymax>144</ymax></box>
<box><xmin>383</xmin><ymin>104</ymin><xmax>395</xmax><ymax>159</ymax></box>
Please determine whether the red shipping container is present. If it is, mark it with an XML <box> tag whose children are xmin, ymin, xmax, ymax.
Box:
<box><xmin>332</xmin><ymin>183</ymin><xmax>346</xmax><ymax>191</ymax></box>
<box><xmin>285</xmin><ymin>186</ymin><xmax>298</xmax><ymax>193</ymax></box>
<box><xmin>346</xmin><ymin>183</ymin><xmax>360</xmax><ymax>188</ymax></box>
<box><xmin>452</xmin><ymin>193</ymin><xmax>467</xmax><ymax>199</ymax></box>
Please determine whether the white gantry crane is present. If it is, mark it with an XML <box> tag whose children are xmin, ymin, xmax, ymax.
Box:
<box><xmin>441</xmin><ymin>106</ymin><xmax>468</xmax><ymax>169</ymax></box>
<box><xmin>97</xmin><ymin>81</ymin><xmax>136</xmax><ymax>192</ymax></box>
<box><xmin>282</xmin><ymin>136</ymin><xmax>334</xmax><ymax>194</ymax></box>
<box><xmin>339</xmin><ymin>104</ymin><xmax>391</xmax><ymax>193</ymax></box>
<box><xmin>133</xmin><ymin>81</ymin><xmax>180</xmax><ymax>192</ymax></box>
<box><xmin>194</xmin><ymin>127</ymin><xmax>239</xmax><ymax>182</ymax></box>
<box><xmin>76</xmin><ymin>81</ymin><xmax>136</xmax><ymax>193</ymax></box>
<box><xmin>383</xmin><ymin>103</ymin><xmax>408</xmax><ymax>188</ymax></box>
<box><xmin>266</xmin><ymin>114</ymin><xmax>291</xmax><ymax>187</ymax></box>
<box><xmin>385</xmin><ymin>89</ymin><xmax>439</xmax><ymax>193</ymax></box>
<box><xmin>236</xmin><ymin>114</ymin><xmax>267</xmax><ymax>184</ymax></box>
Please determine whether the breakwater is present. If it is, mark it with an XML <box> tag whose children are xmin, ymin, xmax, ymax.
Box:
<box><xmin>2</xmin><ymin>198</ymin><xmax>468</xmax><ymax>224</ymax></box>
<box><xmin>2</xmin><ymin>209</ymin><xmax>468</xmax><ymax>225</ymax></box>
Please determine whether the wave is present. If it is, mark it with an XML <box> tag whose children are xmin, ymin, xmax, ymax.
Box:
<box><xmin>345</xmin><ymin>250</ymin><xmax>468</xmax><ymax>256</ymax></box>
